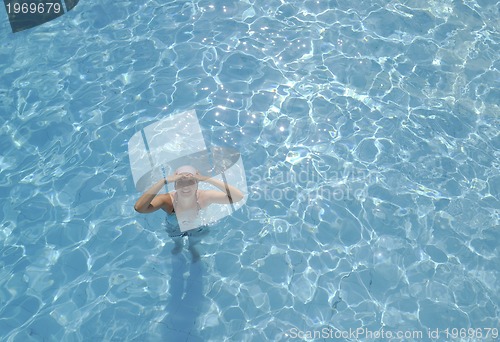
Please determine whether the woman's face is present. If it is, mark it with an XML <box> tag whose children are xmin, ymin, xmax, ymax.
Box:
<box><xmin>175</xmin><ymin>174</ymin><xmax>198</xmax><ymax>197</ymax></box>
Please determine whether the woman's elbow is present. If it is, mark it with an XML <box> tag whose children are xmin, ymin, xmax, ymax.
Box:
<box><xmin>232</xmin><ymin>191</ymin><xmax>245</xmax><ymax>203</ymax></box>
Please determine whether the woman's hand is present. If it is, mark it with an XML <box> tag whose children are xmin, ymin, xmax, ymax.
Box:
<box><xmin>192</xmin><ymin>172</ymin><xmax>209</xmax><ymax>182</ymax></box>
<box><xmin>166</xmin><ymin>171</ymin><xmax>208</xmax><ymax>184</ymax></box>
<box><xmin>166</xmin><ymin>173</ymin><xmax>184</xmax><ymax>184</ymax></box>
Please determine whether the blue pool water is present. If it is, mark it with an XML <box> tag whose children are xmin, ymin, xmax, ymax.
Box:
<box><xmin>1</xmin><ymin>0</ymin><xmax>499</xmax><ymax>341</ymax></box>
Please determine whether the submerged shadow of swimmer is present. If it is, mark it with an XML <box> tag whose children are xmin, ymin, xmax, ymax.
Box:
<box><xmin>158</xmin><ymin>253</ymin><xmax>206</xmax><ymax>341</ymax></box>
<box><xmin>134</xmin><ymin>165</ymin><xmax>243</xmax><ymax>261</ymax></box>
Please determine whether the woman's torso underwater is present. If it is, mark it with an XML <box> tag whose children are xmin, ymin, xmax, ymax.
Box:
<box><xmin>164</xmin><ymin>191</ymin><xmax>206</xmax><ymax>238</ymax></box>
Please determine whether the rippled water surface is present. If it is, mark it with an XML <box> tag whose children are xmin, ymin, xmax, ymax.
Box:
<box><xmin>0</xmin><ymin>0</ymin><xmax>499</xmax><ymax>341</ymax></box>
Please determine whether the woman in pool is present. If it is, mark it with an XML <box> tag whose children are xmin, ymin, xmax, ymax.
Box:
<box><xmin>134</xmin><ymin>165</ymin><xmax>244</xmax><ymax>261</ymax></box>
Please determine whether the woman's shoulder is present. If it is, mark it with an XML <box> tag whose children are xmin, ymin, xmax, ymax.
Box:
<box><xmin>158</xmin><ymin>193</ymin><xmax>175</xmax><ymax>213</ymax></box>
<box><xmin>196</xmin><ymin>190</ymin><xmax>213</xmax><ymax>208</ymax></box>
<box><xmin>195</xmin><ymin>190</ymin><xmax>205</xmax><ymax>207</ymax></box>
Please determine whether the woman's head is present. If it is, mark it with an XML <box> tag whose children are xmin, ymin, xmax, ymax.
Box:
<box><xmin>174</xmin><ymin>165</ymin><xmax>198</xmax><ymax>196</ymax></box>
